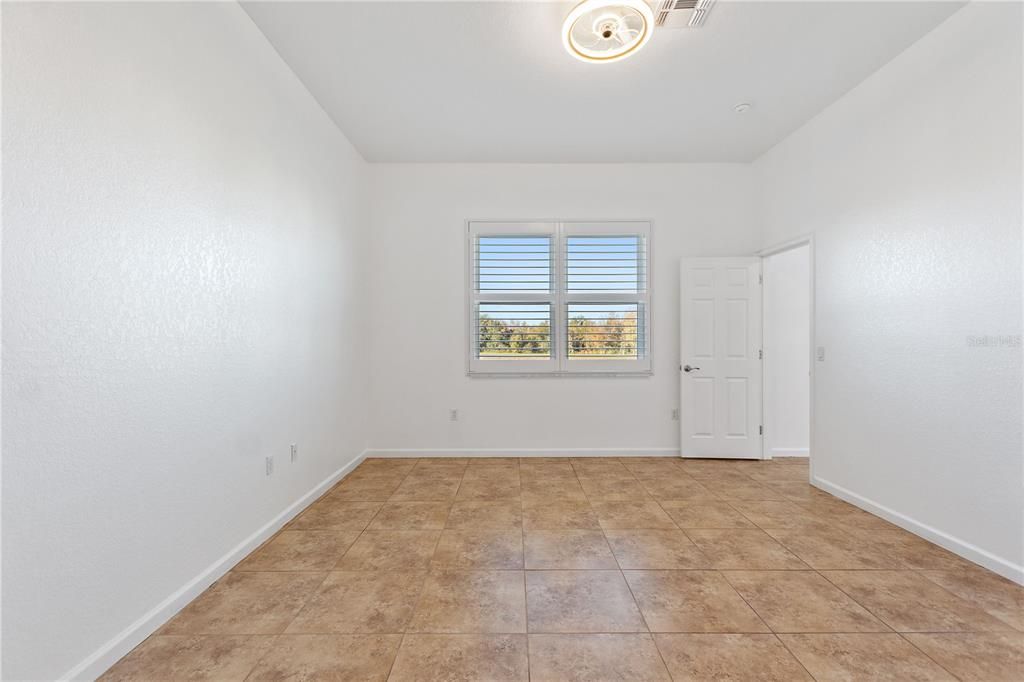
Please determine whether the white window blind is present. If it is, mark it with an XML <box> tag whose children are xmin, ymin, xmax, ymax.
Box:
<box><xmin>468</xmin><ymin>221</ymin><xmax>652</xmax><ymax>375</ymax></box>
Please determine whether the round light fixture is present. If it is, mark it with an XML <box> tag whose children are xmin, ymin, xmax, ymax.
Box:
<box><xmin>562</xmin><ymin>0</ymin><xmax>655</xmax><ymax>64</ymax></box>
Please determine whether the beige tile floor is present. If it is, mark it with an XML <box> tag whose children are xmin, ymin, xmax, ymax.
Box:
<box><xmin>103</xmin><ymin>457</ymin><xmax>1024</xmax><ymax>681</ymax></box>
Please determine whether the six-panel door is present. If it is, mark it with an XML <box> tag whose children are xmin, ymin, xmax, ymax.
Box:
<box><xmin>679</xmin><ymin>258</ymin><xmax>763</xmax><ymax>459</ymax></box>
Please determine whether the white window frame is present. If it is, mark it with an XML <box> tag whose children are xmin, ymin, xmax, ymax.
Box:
<box><xmin>467</xmin><ymin>220</ymin><xmax>653</xmax><ymax>377</ymax></box>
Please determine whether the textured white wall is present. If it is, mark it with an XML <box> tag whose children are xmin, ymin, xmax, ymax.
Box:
<box><xmin>368</xmin><ymin>164</ymin><xmax>759</xmax><ymax>453</ymax></box>
<box><xmin>2</xmin><ymin>3</ymin><xmax>370</xmax><ymax>679</ymax></box>
<box><xmin>755</xmin><ymin>2</ymin><xmax>1023</xmax><ymax>580</ymax></box>
<box><xmin>763</xmin><ymin>244</ymin><xmax>811</xmax><ymax>457</ymax></box>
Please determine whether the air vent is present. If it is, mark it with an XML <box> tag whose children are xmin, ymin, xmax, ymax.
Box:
<box><xmin>655</xmin><ymin>0</ymin><xmax>715</xmax><ymax>28</ymax></box>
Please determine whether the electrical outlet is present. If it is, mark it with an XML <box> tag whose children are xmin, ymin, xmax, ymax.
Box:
<box><xmin>671</xmin><ymin>408</ymin><xmax>680</xmax><ymax>421</ymax></box>
<box><xmin>816</xmin><ymin>346</ymin><xmax>826</xmax><ymax>362</ymax></box>
<box><xmin>265</xmin><ymin>456</ymin><xmax>274</xmax><ymax>476</ymax></box>
<box><xmin>290</xmin><ymin>444</ymin><xmax>298</xmax><ymax>463</ymax></box>
<box><xmin>449</xmin><ymin>409</ymin><xmax>459</xmax><ymax>422</ymax></box>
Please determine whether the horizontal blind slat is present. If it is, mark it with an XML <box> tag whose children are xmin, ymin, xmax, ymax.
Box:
<box><xmin>474</xmin><ymin>234</ymin><xmax>552</xmax><ymax>295</ymax></box>
<box><xmin>565</xmin><ymin>234</ymin><xmax>646</xmax><ymax>296</ymax></box>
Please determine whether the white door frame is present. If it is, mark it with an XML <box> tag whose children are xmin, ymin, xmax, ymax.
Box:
<box><xmin>757</xmin><ymin>234</ymin><xmax>816</xmax><ymax>480</ymax></box>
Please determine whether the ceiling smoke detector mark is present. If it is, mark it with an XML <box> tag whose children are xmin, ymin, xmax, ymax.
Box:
<box><xmin>656</xmin><ymin>0</ymin><xmax>716</xmax><ymax>28</ymax></box>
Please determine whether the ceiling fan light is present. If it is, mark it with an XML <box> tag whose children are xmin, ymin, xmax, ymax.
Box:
<box><xmin>562</xmin><ymin>0</ymin><xmax>655</xmax><ymax>64</ymax></box>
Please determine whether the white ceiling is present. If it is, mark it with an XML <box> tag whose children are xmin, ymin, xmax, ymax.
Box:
<box><xmin>243</xmin><ymin>1</ymin><xmax>962</xmax><ymax>163</ymax></box>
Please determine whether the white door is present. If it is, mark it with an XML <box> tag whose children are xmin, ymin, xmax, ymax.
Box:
<box><xmin>679</xmin><ymin>258</ymin><xmax>763</xmax><ymax>459</ymax></box>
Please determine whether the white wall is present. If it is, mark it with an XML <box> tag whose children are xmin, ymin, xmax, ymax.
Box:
<box><xmin>763</xmin><ymin>244</ymin><xmax>811</xmax><ymax>458</ymax></box>
<box><xmin>2</xmin><ymin>3</ymin><xmax>370</xmax><ymax>679</ymax></box>
<box><xmin>368</xmin><ymin>164</ymin><xmax>758</xmax><ymax>454</ymax></box>
<box><xmin>755</xmin><ymin>2</ymin><xmax>1023</xmax><ymax>581</ymax></box>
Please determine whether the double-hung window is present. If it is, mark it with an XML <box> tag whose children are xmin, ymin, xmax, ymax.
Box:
<box><xmin>468</xmin><ymin>220</ymin><xmax>651</xmax><ymax>375</ymax></box>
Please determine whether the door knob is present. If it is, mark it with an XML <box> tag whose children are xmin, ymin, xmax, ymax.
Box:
<box><xmin>683</xmin><ymin>365</ymin><xmax>700</xmax><ymax>373</ymax></box>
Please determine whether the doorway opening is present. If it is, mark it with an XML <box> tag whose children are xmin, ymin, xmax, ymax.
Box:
<box><xmin>760</xmin><ymin>239</ymin><xmax>813</xmax><ymax>464</ymax></box>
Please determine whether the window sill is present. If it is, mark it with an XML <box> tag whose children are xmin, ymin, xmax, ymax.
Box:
<box><xmin>467</xmin><ymin>370</ymin><xmax>654</xmax><ymax>378</ymax></box>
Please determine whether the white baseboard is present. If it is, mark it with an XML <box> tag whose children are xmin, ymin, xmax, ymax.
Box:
<box><xmin>365</xmin><ymin>447</ymin><xmax>680</xmax><ymax>458</ymax></box>
<box><xmin>769</xmin><ymin>447</ymin><xmax>809</xmax><ymax>458</ymax></box>
<box><xmin>813</xmin><ymin>475</ymin><xmax>1024</xmax><ymax>586</ymax></box>
<box><xmin>61</xmin><ymin>449</ymin><xmax>368</xmax><ymax>681</ymax></box>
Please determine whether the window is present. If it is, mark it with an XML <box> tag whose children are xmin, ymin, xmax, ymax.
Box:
<box><xmin>468</xmin><ymin>221</ymin><xmax>651</xmax><ymax>375</ymax></box>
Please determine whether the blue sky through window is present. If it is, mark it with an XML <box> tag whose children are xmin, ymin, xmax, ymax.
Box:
<box><xmin>477</xmin><ymin>235</ymin><xmax>643</xmax><ymax>296</ymax></box>
<box><xmin>477</xmin><ymin>236</ymin><xmax>551</xmax><ymax>292</ymax></box>
<box><xmin>567</xmin><ymin>236</ymin><xmax>642</xmax><ymax>293</ymax></box>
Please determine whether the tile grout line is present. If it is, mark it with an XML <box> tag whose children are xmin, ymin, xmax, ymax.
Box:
<box><xmin>314</xmin><ymin>459</ymin><xmax>417</xmax><ymax>679</ymax></box>
<box><xmin>589</xmin><ymin>460</ymin><xmax>677</xmax><ymax>680</ymax></box>
<box><xmin>690</xmin><ymin>463</ymin><xmax>819</xmax><ymax>679</ymax></box>
<box><xmin>770</xmin><ymin>632</ymin><xmax>820</xmax><ymax>681</ymax></box>
<box><xmin>239</xmin><ymin>634</ymin><xmax>280</xmax><ymax>682</ymax></box>
<box><xmin>892</xmin><ymin>631</ymin><xmax>966</xmax><ymax>680</ymax></box>
<box><xmin>717</xmin><ymin>562</ymin><xmax>817</xmax><ymax>680</ymax></box>
<box><xmin>336</xmin><ymin>459</ymin><xmax>418</xmax><ymax>564</ymax></box>
<box><xmin>394</xmin><ymin>460</ymin><xmax>470</xmax><ymax>665</ymax></box>
<box><xmin>381</xmin><ymin>464</ymin><xmax>428</xmax><ymax>682</ymax></box>
<box><xmin>383</xmin><ymin>631</ymin><xmax>406</xmax><ymax>682</ymax></box>
<box><xmin>515</xmin><ymin>461</ymin><xmax>532</xmax><ymax>682</ymax></box>
<box><xmin>811</xmin><ymin>568</ymin><xmax>968</xmax><ymax>680</ymax></box>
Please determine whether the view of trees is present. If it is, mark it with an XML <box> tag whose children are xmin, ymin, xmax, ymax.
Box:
<box><xmin>478</xmin><ymin>311</ymin><xmax>639</xmax><ymax>358</ymax></box>
<box><xmin>478</xmin><ymin>316</ymin><xmax>550</xmax><ymax>356</ymax></box>
<box><xmin>568</xmin><ymin>311</ymin><xmax>638</xmax><ymax>357</ymax></box>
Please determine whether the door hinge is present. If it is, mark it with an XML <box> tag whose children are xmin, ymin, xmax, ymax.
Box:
<box><xmin>758</xmin><ymin>274</ymin><xmax>763</xmax><ymax>284</ymax></box>
<box><xmin>758</xmin><ymin>349</ymin><xmax>763</xmax><ymax>360</ymax></box>
<box><xmin>759</xmin><ymin>425</ymin><xmax>764</xmax><ymax>435</ymax></box>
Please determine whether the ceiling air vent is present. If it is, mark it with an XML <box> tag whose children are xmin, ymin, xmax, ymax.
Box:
<box><xmin>655</xmin><ymin>0</ymin><xmax>715</xmax><ymax>28</ymax></box>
